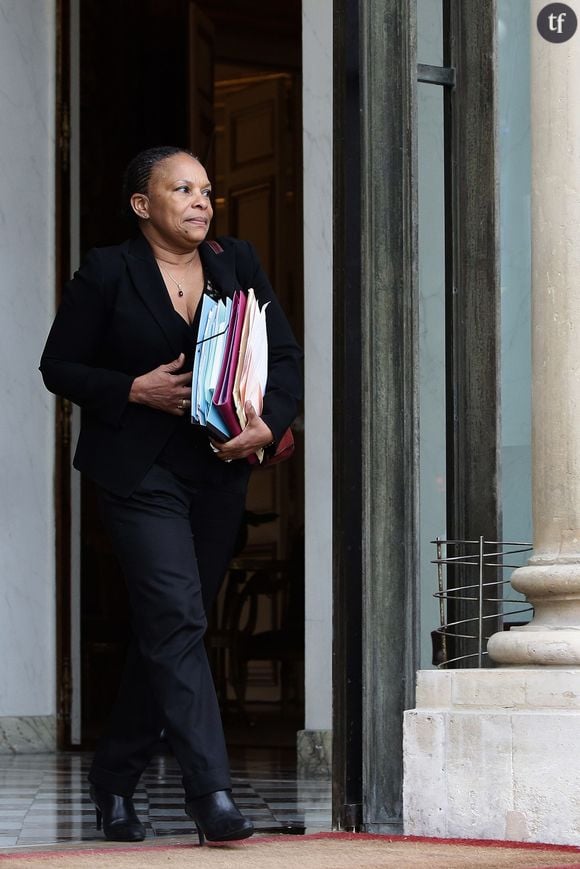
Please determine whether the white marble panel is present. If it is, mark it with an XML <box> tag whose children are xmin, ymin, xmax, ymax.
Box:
<box><xmin>304</xmin><ymin>616</ymin><xmax>332</xmax><ymax>739</ymax></box>
<box><xmin>303</xmin><ymin>0</ymin><xmax>333</xmax><ymax>732</ymax></box>
<box><xmin>0</xmin><ymin>0</ymin><xmax>56</xmax><ymax>717</ymax></box>
<box><xmin>0</xmin><ymin>716</ymin><xmax>56</xmax><ymax>753</ymax></box>
<box><xmin>406</xmin><ymin>670</ymin><xmax>580</xmax><ymax>843</ymax></box>
<box><xmin>445</xmin><ymin>712</ymin><xmax>515</xmax><ymax>839</ymax></box>
<box><xmin>297</xmin><ymin>729</ymin><xmax>332</xmax><ymax>779</ymax></box>
<box><xmin>403</xmin><ymin>709</ymin><xmax>447</xmax><ymax>837</ymax></box>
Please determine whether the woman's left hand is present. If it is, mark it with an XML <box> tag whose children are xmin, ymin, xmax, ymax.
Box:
<box><xmin>210</xmin><ymin>401</ymin><xmax>274</xmax><ymax>462</ymax></box>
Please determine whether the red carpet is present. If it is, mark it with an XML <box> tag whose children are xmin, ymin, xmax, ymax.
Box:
<box><xmin>1</xmin><ymin>832</ymin><xmax>580</xmax><ymax>868</ymax></box>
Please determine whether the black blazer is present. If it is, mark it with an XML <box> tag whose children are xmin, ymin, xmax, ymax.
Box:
<box><xmin>40</xmin><ymin>233</ymin><xmax>303</xmax><ymax>497</ymax></box>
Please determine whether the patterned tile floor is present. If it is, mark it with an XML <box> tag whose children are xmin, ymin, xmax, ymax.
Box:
<box><xmin>0</xmin><ymin>751</ymin><xmax>331</xmax><ymax>851</ymax></box>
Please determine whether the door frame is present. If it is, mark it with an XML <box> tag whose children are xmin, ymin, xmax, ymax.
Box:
<box><xmin>54</xmin><ymin>0</ymin><xmax>82</xmax><ymax>750</ymax></box>
<box><xmin>333</xmin><ymin>0</ymin><xmax>420</xmax><ymax>832</ymax></box>
<box><xmin>54</xmin><ymin>0</ymin><xmax>74</xmax><ymax>749</ymax></box>
<box><xmin>332</xmin><ymin>0</ymin><xmax>500</xmax><ymax>830</ymax></box>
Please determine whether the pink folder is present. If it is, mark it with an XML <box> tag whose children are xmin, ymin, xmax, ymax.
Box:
<box><xmin>212</xmin><ymin>290</ymin><xmax>248</xmax><ymax>436</ymax></box>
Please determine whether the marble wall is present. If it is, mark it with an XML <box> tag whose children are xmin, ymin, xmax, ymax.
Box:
<box><xmin>302</xmin><ymin>0</ymin><xmax>333</xmax><ymax>734</ymax></box>
<box><xmin>0</xmin><ymin>0</ymin><xmax>56</xmax><ymax>743</ymax></box>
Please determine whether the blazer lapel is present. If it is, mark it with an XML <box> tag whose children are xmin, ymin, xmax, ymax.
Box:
<box><xmin>123</xmin><ymin>234</ymin><xmax>183</xmax><ymax>356</ymax></box>
<box><xmin>122</xmin><ymin>234</ymin><xmax>239</xmax><ymax>355</ymax></box>
<box><xmin>200</xmin><ymin>239</ymin><xmax>238</xmax><ymax>299</ymax></box>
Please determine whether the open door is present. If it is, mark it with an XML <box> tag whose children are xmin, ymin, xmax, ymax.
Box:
<box><xmin>215</xmin><ymin>75</ymin><xmax>302</xmax><ymax>561</ymax></box>
<box><xmin>64</xmin><ymin>0</ymin><xmax>302</xmax><ymax>747</ymax></box>
<box><xmin>188</xmin><ymin>3</ymin><xmax>215</xmax><ymax>167</ymax></box>
<box><xmin>199</xmin><ymin>74</ymin><xmax>304</xmax><ymax>728</ymax></box>
<box><xmin>75</xmin><ymin>0</ymin><xmax>216</xmax><ymax>746</ymax></box>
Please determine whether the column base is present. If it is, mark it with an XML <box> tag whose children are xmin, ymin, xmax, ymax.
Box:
<box><xmin>404</xmin><ymin>669</ymin><xmax>580</xmax><ymax>845</ymax></box>
<box><xmin>488</xmin><ymin>627</ymin><xmax>580</xmax><ymax>666</ymax></box>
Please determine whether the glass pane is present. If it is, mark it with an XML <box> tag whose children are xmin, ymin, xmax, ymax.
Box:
<box><xmin>498</xmin><ymin>0</ymin><xmax>532</xmax><ymax>551</ymax></box>
<box><xmin>417</xmin><ymin>0</ymin><xmax>443</xmax><ymax>66</ymax></box>
<box><xmin>417</xmin><ymin>0</ymin><xmax>446</xmax><ymax>668</ymax></box>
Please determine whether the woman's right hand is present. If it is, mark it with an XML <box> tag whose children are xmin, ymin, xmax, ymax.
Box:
<box><xmin>129</xmin><ymin>353</ymin><xmax>192</xmax><ymax>416</ymax></box>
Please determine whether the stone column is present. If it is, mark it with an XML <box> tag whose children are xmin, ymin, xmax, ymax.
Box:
<box><xmin>404</xmin><ymin>5</ymin><xmax>580</xmax><ymax>844</ymax></box>
<box><xmin>488</xmin><ymin>0</ymin><xmax>580</xmax><ymax>666</ymax></box>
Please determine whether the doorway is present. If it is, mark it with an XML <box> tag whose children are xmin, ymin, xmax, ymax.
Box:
<box><xmin>58</xmin><ymin>0</ymin><xmax>304</xmax><ymax>752</ymax></box>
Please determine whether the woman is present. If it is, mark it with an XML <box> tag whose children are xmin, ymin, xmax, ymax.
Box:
<box><xmin>40</xmin><ymin>146</ymin><xmax>302</xmax><ymax>846</ymax></box>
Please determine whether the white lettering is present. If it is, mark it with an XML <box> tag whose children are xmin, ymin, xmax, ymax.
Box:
<box><xmin>548</xmin><ymin>11</ymin><xmax>567</xmax><ymax>33</ymax></box>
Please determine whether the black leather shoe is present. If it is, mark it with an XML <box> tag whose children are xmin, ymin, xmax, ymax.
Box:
<box><xmin>185</xmin><ymin>789</ymin><xmax>254</xmax><ymax>845</ymax></box>
<box><xmin>89</xmin><ymin>785</ymin><xmax>146</xmax><ymax>842</ymax></box>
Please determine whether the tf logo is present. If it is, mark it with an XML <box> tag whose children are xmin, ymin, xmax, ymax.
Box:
<box><xmin>537</xmin><ymin>3</ymin><xmax>578</xmax><ymax>42</ymax></box>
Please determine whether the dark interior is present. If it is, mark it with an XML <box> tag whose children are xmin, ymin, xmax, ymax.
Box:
<box><xmin>78</xmin><ymin>0</ymin><xmax>304</xmax><ymax>757</ymax></box>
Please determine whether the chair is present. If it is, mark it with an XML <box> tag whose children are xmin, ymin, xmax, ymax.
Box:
<box><xmin>226</xmin><ymin>556</ymin><xmax>304</xmax><ymax>718</ymax></box>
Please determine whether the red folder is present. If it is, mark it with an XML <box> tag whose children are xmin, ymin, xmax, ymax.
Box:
<box><xmin>211</xmin><ymin>290</ymin><xmax>248</xmax><ymax>436</ymax></box>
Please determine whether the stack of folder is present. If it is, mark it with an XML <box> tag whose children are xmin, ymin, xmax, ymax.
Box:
<box><xmin>191</xmin><ymin>288</ymin><xmax>269</xmax><ymax>463</ymax></box>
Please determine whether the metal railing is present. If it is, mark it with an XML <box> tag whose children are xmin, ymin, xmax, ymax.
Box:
<box><xmin>431</xmin><ymin>537</ymin><xmax>533</xmax><ymax>668</ymax></box>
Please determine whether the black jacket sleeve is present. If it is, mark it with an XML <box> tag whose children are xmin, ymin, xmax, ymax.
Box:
<box><xmin>240</xmin><ymin>241</ymin><xmax>303</xmax><ymax>443</ymax></box>
<box><xmin>40</xmin><ymin>249</ymin><xmax>133</xmax><ymax>428</ymax></box>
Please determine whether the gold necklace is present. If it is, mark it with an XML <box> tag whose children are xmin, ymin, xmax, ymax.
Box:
<box><xmin>156</xmin><ymin>257</ymin><xmax>195</xmax><ymax>298</ymax></box>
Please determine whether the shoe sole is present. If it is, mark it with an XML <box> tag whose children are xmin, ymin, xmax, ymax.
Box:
<box><xmin>205</xmin><ymin>826</ymin><xmax>254</xmax><ymax>843</ymax></box>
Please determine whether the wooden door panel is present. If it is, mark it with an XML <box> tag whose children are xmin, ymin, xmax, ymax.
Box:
<box><xmin>222</xmin><ymin>78</ymin><xmax>288</xmax><ymax>289</ymax></box>
<box><xmin>230</xmin><ymin>183</ymin><xmax>275</xmax><ymax>276</ymax></box>
<box><xmin>188</xmin><ymin>3</ymin><xmax>215</xmax><ymax>168</ymax></box>
<box><xmin>232</xmin><ymin>107</ymin><xmax>276</xmax><ymax>167</ymax></box>
<box><xmin>217</xmin><ymin>76</ymin><xmax>296</xmax><ymax>560</ymax></box>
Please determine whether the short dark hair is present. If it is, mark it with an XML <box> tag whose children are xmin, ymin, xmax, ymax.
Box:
<box><xmin>122</xmin><ymin>145</ymin><xmax>197</xmax><ymax>222</ymax></box>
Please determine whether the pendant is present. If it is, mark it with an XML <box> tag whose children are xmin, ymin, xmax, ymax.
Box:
<box><xmin>178</xmin><ymin>289</ymin><xmax>184</xmax><ymax>297</ymax></box>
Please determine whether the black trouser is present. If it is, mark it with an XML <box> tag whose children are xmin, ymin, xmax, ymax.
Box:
<box><xmin>88</xmin><ymin>463</ymin><xmax>246</xmax><ymax>801</ymax></box>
